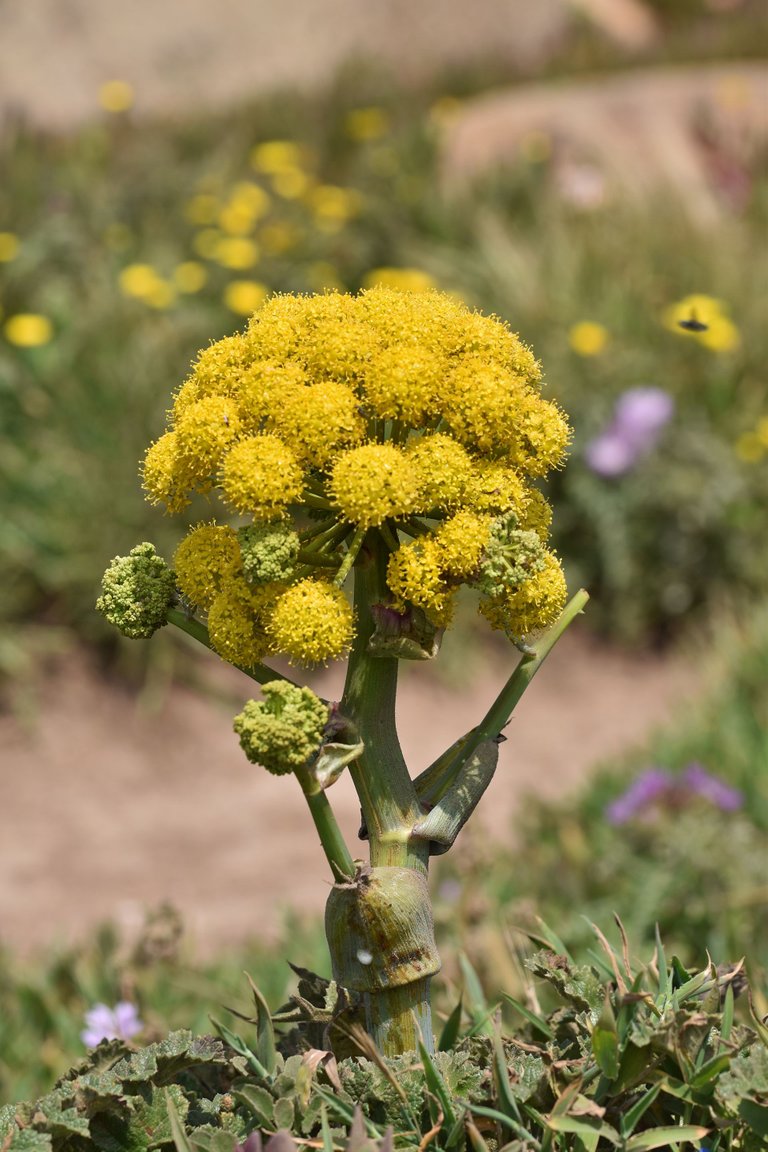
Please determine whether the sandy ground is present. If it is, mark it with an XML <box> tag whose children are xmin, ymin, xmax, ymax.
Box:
<box><xmin>0</xmin><ymin>0</ymin><xmax>567</xmax><ymax>131</ymax></box>
<box><xmin>0</xmin><ymin>627</ymin><xmax>700</xmax><ymax>954</ymax></box>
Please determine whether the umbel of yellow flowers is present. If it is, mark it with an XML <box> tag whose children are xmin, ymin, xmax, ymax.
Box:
<box><xmin>142</xmin><ymin>287</ymin><xmax>570</xmax><ymax>666</ymax></box>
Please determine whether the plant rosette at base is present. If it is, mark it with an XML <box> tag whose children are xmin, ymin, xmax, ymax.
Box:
<box><xmin>97</xmin><ymin>287</ymin><xmax>589</xmax><ymax>1056</ymax></box>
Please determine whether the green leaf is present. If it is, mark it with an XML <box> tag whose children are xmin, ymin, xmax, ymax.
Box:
<box><xmin>8</xmin><ymin>1133</ymin><xmax>53</xmax><ymax>1151</ymax></box>
<box><xmin>619</xmin><ymin>1084</ymin><xmax>661</xmax><ymax>1137</ymax></box>
<box><xmin>166</xmin><ymin>1092</ymin><xmax>194</xmax><ymax>1152</ymax></box>
<box><xmin>273</xmin><ymin>1097</ymin><xmax>295</xmax><ymax>1130</ymax></box>
<box><xmin>738</xmin><ymin>1099</ymin><xmax>768</xmax><ymax>1138</ymax></box>
<box><xmin>500</xmin><ymin>993</ymin><xmax>554</xmax><ymax>1041</ymax></box>
<box><xmin>591</xmin><ymin>992</ymin><xmax>619</xmax><ymax>1081</ymax></box>
<box><xmin>0</xmin><ymin>1105</ymin><xmax>19</xmax><ymax>1141</ymax></box>
<box><xmin>654</xmin><ymin>927</ymin><xmax>669</xmax><ymax>1005</ymax></box>
<box><xmin>491</xmin><ymin>1028</ymin><xmax>523</xmax><ymax>1124</ymax></box>
<box><xmin>546</xmin><ymin>1115</ymin><xmax>619</xmax><ymax>1145</ymax></box>
<box><xmin>625</xmin><ymin>1125</ymin><xmax>709</xmax><ymax>1151</ymax></box>
<box><xmin>233</xmin><ymin>1085</ymin><xmax>275</xmax><ymax>1127</ymax></box>
<box><xmin>418</xmin><ymin>1038</ymin><xmax>458</xmax><ymax>1130</ymax></box>
<box><xmin>689</xmin><ymin>1052</ymin><xmax>731</xmax><ymax>1089</ymax></box>
<box><xmin>439</xmin><ymin>997</ymin><xmax>464</xmax><ymax>1051</ymax></box>
<box><xmin>245</xmin><ymin>972</ymin><xmax>278</xmax><ymax>1076</ymax></box>
<box><xmin>720</xmin><ymin>983</ymin><xmax>735</xmax><ymax>1045</ymax></box>
<box><xmin>459</xmin><ymin>954</ymin><xmax>492</xmax><ymax>1037</ymax></box>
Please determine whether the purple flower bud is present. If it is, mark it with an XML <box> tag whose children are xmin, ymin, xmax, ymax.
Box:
<box><xmin>605</xmin><ymin>767</ymin><xmax>672</xmax><ymax>824</ymax></box>
<box><xmin>81</xmin><ymin>1000</ymin><xmax>143</xmax><ymax>1048</ymax></box>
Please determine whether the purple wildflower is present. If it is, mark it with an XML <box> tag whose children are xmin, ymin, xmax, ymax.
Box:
<box><xmin>605</xmin><ymin>767</ymin><xmax>671</xmax><ymax>825</ymax></box>
<box><xmin>606</xmin><ymin>762</ymin><xmax>744</xmax><ymax>825</ymax></box>
<box><xmin>585</xmin><ymin>387</ymin><xmax>674</xmax><ymax>477</ymax></box>
<box><xmin>584</xmin><ymin>431</ymin><xmax>640</xmax><ymax>477</ymax></box>
<box><xmin>682</xmin><ymin>762</ymin><xmax>743</xmax><ymax>811</ymax></box>
<box><xmin>614</xmin><ymin>387</ymin><xmax>675</xmax><ymax>445</ymax></box>
<box><xmin>81</xmin><ymin>1001</ymin><xmax>143</xmax><ymax>1048</ymax></box>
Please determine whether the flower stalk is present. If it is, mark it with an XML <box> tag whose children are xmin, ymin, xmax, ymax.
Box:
<box><xmin>98</xmin><ymin>287</ymin><xmax>584</xmax><ymax>1061</ymax></box>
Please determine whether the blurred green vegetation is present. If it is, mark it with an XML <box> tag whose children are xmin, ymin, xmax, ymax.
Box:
<box><xmin>1</xmin><ymin>17</ymin><xmax>767</xmax><ymax>676</ymax></box>
<box><xmin>2</xmin><ymin>595</ymin><xmax>765</xmax><ymax>1106</ymax></box>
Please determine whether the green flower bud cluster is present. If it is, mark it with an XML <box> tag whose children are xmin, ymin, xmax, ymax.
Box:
<box><xmin>474</xmin><ymin>517</ymin><xmax>547</xmax><ymax>599</ymax></box>
<box><xmin>237</xmin><ymin>521</ymin><xmax>300</xmax><ymax>585</ymax></box>
<box><xmin>233</xmin><ymin>682</ymin><xmax>329</xmax><ymax>775</ymax></box>
<box><xmin>96</xmin><ymin>543</ymin><xmax>176</xmax><ymax>639</ymax></box>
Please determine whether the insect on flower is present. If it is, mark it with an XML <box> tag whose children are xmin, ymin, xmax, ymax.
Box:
<box><xmin>678</xmin><ymin>311</ymin><xmax>709</xmax><ymax>333</ymax></box>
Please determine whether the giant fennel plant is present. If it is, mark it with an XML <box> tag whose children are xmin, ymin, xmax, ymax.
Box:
<box><xmin>97</xmin><ymin>287</ymin><xmax>588</xmax><ymax>1057</ymax></box>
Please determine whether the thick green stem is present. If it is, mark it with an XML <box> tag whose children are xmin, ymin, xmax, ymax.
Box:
<box><xmin>333</xmin><ymin>534</ymin><xmax>434</xmax><ymax>1054</ymax></box>
<box><xmin>341</xmin><ymin>536</ymin><xmax>425</xmax><ymax>867</ymax></box>
<box><xmin>295</xmin><ymin>766</ymin><xmax>355</xmax><ymax>881</ymax></box>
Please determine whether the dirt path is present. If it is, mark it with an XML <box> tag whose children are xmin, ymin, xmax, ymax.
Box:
<box><xmin>0</xmin><ymin>0</ymin><xmax>566</xmax><ymax>131</ymax></box>
<box><xmin>0</xmin><ymin>627</ymin><xmax>699</xmax><ymax>954</ymax></box>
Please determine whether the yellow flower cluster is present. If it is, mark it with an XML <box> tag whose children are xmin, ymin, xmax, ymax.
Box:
<box><xmin>142</xmin><ymin>288</ymin><xmax>570</xmax><ymax>660</ymax></box>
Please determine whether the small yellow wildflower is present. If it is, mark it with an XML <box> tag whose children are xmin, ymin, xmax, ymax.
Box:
<box><xmin>386</xmin><ymin>537</ymin><xmax>455</xmax><ymax>628</ymax></box>
<box><xmin>329</xmin><ymin>443</ymin><xmax>421</xmax><ymax>527</ymax></box>
<box><xmin>260</xmin><ymin>221</ymin><xmax>302</xmax><ymax>255</ymax></box>
<box><xmin>0</xmin><ymin>232</ymin><xmax>20</xmax><ymax>262</ymax></box>
<box><xmin>250</xmin><ymin>140</ymin><xmax>306</xmax><ymax>174</ymax></box>
<box><xmin>174</xmin><ymin>523</ymin><xmax>242</xmax><ymax>610</ymax></box>
<box><xmin>757</xmin><ymin>417</ymin><xmax>768</xmax><ymax>447</ymax></box>
<box><xmin>99</xmin><ymin>80</ymin><xmax>134</xmax><ymax>113</ymax></box>
<box><xmin>310</xmin><ymin>185</ymin><xmax>361</xmax><ymax>230</ymax></box>
<box><xmin>428</xmin><ymin>96</ymin><xmax>463</xmax><ymax>127</ymax></box>
<box><xmin>406</xmin><ymin>433</ymin><xmax>474</xmax><ymax>511</ymax></box>
<box><xmin>144</xmin><ymin>280</ymin><xmax>176</xmax><ymax>309</ymax></box>
<box><xmin>119</xmin><ymin>263</ymin><xmax>163</xmax><ymax>299</ymax></box>
<box><xmin>734</xmin><ymin>432</ymin><xmax>765</xmax><ymax>464</ymax></box>
<box><xmin>184</xmin><ymin>194</ymin><xmax>220</xmax><ymax>226</ymax></box>
<box><xmin>214</xmin><ymin>237</ymin><xmax>259</xmax><ymax>271</ymax></box>
<box><xmin>207</xmin><ymin>577</ymin><xmax>275</xmax><ymax>666</ymax></box>
<box><xmin>479</xmin><ymin>552</ymin><xmax>567</xmax><ymax>638</ymax></box>
<box><xmin>267</xmin><ymin>580</ymin><xmax>354</xmax><ymax>665</ymax></box>
<box><xmin>219</xmin><ymin>183</ymin><xmax>270</xmax><ymax>233</ymax></box>
<box><xmin>363</xmin><ymin>267</ymin><xmax>437</xmax><ymax>293</ymax></box>
<box><xmin>224</xmin><ymin>279</ymin><xmax>268</xmax><ymax>316</ymax></box>
<box><xmin>663</xmin><ymin>294</ymin><xmax>740</xmax><ymax>352</ymax></box>
<box><xmin>568</xmin><ymin>321</ymin><xmax>609</xmax><ymax>357</ymax></box>
<box><xmin>193</xmin><ymin>229</ymin><xmax>223</xmax><ymax>260</ymax></box>
<box><xmin>174</xmin><ymin>261</ymin><xmax>208</xmax><ymax>293</ymax></box>
<box><xmin>272</xmin><ymin>167</ymin><xmax>310</xmax><ymax>200</ymax></box>
<box><xmin>219</xmin><ymin>435</ymin><xmax>304</xmax><ymax>518</ymax></box>
<box><xmin>345</xmin><ymin>107</ymin><xmax>390</xmax><ymax>142</ymax></box>
<box><xmin>141</xmin><ymin>431</ymin><xmax>191</xmax><ymax>513</ymax></box>
<box><xmin>4</xmin><ymin>313</ymin><xmax>53</xmax><ymax>347</ymax></box>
